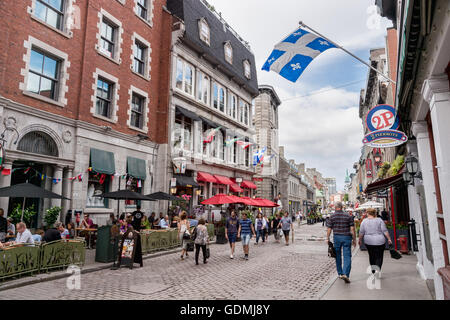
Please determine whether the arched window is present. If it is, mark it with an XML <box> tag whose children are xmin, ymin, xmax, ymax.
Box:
<box><xmin>18</xmin><ymin>131</ymin><xmax>58</xmax><ymax>157</ymax></box>
<box><xmin>198</xmin><ymin>18</ymin><xmax>210</xmax><ymax>45</ymax></box>
<box><xmin>224</xmin><ymin>42</ymin><xmax>233</xmax><ymax>64</ymax></box>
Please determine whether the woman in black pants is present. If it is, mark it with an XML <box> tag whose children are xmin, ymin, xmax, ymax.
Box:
<box><xmin>358</xmin><ymin>208</ymin><xmax>393</xmax><ymax>274</ymax></box>
<box><xmin>194</xmin><ymin>218</ymin><xmax>209</xmax><ymax>265</ymax></box>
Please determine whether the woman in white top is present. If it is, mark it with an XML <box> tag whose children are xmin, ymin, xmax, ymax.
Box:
<box><xmin>359</xmin><ymin>208</ymin><xmax>392</xmax><ymax>274</ymax></box>
<box><xmin>177</xmin><ymin>211</ymin><xmax>191</xmax><ymax>260</ymax></box>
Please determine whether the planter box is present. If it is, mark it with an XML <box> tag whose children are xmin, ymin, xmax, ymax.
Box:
<box><xmin>216</xmin><ymin>234</ymin><xmax>228</xmax><ymax>244</ymax></box>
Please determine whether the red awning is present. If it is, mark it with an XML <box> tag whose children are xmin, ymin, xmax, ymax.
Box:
<box><xmin>241</xmin><ymin>180</ymin><xmax>257</xmax><ymax>189</ymax></box>
<box><xmin>214</xmin><ymin>175</ymin><xmax>234</xmax><ymax>185</ymax></box>
<box><xmin>230</xmin><ymin>184</ymin><xmax>243</xmax><ymax>193</ymax></box>
<box><xmin>197</xmin><ymin>172</ymin><xmax>217</xmax><ymax>183</ymax></box>
<box><xmin>253</xmin><ymin>198</ymin><xmax>279</xmax><ymax>207</ymax></box>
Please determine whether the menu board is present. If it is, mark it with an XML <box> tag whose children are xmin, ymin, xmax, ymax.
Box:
<box><xmin>117</xmin><ymin>229</ymin><xmax>143</xmax><ymax>269</ymax></box>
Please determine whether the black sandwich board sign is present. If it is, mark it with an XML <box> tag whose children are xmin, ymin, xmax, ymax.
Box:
<box><xmin>117</xmin><ymin>228</ymin><xmax>143</xmax><ymax>269</ymax></box>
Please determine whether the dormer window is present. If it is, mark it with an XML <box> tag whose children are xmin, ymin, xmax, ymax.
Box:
<box><xmin>198</xmin><ymin>18</ymin><xmax>210</xmax><ymax>45</ymax></box>
<box><xmin>243</xmin><ymin>60</ymin><xmax>251</xmax><ymax>79</ymax></box>
<box><xmin>224</xmin><ymin>41</ymin><xmax>233</xmax><ymax>64</ymax></box>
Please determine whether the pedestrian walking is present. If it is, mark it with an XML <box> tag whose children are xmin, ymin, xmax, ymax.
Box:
<box><xmin>194</xmin><ymin>218</ymin><xmax>209</xmax><ymax>265</ymax></box>
<box><xmin>271</xmin><ymin>213</ymin><xmax>281</xmax><ymax>243</ymax></box>
<box><xmin>238</xmin><ymin>211</ymin><xmax>256</xmax><ymax>260</ymax></box>
<box><xmin>263</xmin><ymin>214</ymin><xmax>269</xmax><ymax>242</ymax></box>
<box><xmin>381</xmin><ymin>209</ymin><xmax>389</xmax><ymax>222</ymax></box>
<box><xmin>358</xmin><ymin>208</ymin><xmax>392</xmax><ymax>275</ymax></box>
<box><xmin>178</xmin><ymin>211</ymin><xmax>191</xmax><ymax>260</ymax></box>
<box><xmin>279</xmin><ymin>211</ymin><xmax>293</xmax><ymax>246</ymax></box>
<box><xmin>254</xmin><ymin>212</ymin><xmax>267</xmax><ymax>245</ymax></box>
<box><xmin>326</xmin><ymin>202</ymin><xmax>356</xmax><ymax>283</ymax></box>
<box><xmin>225</xmin><ymin>210</ymin><xmax>239</xmax><ymax>259</ymax></box>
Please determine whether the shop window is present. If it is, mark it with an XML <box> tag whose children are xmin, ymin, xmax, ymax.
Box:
<box><xmin>86</xmin><ymin>172</ymin><xmax>110</xmax><ymax>208</ymax></box>
<box><xmin>125</xmin><ymin>176</ymin><xmax>143</xmax><ymax>206</ymax></box>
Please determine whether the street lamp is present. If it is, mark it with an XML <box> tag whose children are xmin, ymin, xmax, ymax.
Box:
<box><xmin>405</xmin><ymin>155</ymin><xmax>419</xmax><ymax>176</ymax></box>
<box><xmin>402</xmin><ymin>171</ymin><xmax>412</xmax><ymax>185</ymax></box>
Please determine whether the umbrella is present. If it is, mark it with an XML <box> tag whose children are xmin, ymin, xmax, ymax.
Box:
<box><xmin>201</xmin><ymin>194</ymin><xmax>239</xmax><ymax>205</ymax></box>
<box><xmin>359</xmin><ymin>201</ymin><xmax>383</xmax><ymax>209</ymax></box>
<box><xmin>145</xmin><ymin>191</ymin><xmax>181</xmax><ymax>201</ymax></box>
<box><xmin>238</xmin><ymin>197</ymin><xmax>262</xmax><ymax>206</ymax></box>
<box><xmin>0</xmin><ymin>182</ymin><xmax>69</xmax><ymax>222</ymax></box>
<box><xmin>103</xmin><ymin>189</ymin><xmax>156</xmax><ymax>201</ymax></box>
<box><xmin>253</xmin><ymin>198</ymin><xmax>279</xmax><ymax>208</ymax></box>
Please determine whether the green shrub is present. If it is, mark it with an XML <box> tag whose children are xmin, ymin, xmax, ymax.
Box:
<box><xmin>9</xmin><ymin>204</ymin><xmax>36</xmax><ymax>226</ymax></box>
<box><xmin>44</xmin><ymin>206</ymin><xmax>61</xmax><ymax>227</ymax></box>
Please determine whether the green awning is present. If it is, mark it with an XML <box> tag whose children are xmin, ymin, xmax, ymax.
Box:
<box><xmin>90</xmin><ymin>148</ymin><xmax>115</xmax><ymax>175</ymax></box>
<box><xmin>127</xmin><ymin>156</ymin><xmax>147</xmax><ymax>180</ymax></box>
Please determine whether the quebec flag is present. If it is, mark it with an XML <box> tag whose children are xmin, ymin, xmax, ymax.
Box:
<box><xmin>262</xmin><ymin>27</ymin><xmax>336</xmax><ymax>82</ymax></box>
<box><xmin>253</xmin><ymin>147</ymin><xmax>266</xmax><ymax>167</ymax></box>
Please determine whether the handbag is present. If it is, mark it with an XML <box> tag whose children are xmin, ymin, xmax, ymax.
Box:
<box><xmin>186</xmin><ymin>241</ymin><xmax>194</xmax><ymax>252</ymax></box>
<box><xmin>182</xmin><ymin>230</ymin><xmax>191</xmax><ymax>240</ymax></box>
<box><xmin>277</xmin><ymin>229</ymin><xmax>283</xmax><ymax>238</ymax></box>
<box><xmin>328</xmin><ymin>241</ymin><xmax>336</xmax><ymax>258</ymax></box>
<box><xmin>191</xmin><ymin>227</ymin><xmax>197</xmax><ymax>241</ymax></box>
<box><xmin>205</xmin><ymin>245</ymin><xmax>210</xmax><ymax>259</ymax></box>
<box><xmin>389</xmin><ymin>244</ymin><xmax>402</xmax><ymax>260</ymax></box>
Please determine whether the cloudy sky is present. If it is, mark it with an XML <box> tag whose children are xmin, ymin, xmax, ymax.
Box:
<box><xmin>207</xmin><ymin>0</ymin><xmax>392</xmax><ymax>191</ymax></box>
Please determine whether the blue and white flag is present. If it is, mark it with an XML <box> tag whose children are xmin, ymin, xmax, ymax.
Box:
<box><xmin>253</xmin><ymin>147</ymin><xmax>267</xmax><ymax>167</ymax></box>
<box><xmin>262</xmin><ymin>27</ymin><xmax>336</xmax><ymax>82</ymax></box>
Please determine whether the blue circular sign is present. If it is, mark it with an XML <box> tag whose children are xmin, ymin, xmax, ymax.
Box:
<box><xmin>365</xmin><ymin>104</ymin><xmax>399</xmax><ymax>132</ymax></box>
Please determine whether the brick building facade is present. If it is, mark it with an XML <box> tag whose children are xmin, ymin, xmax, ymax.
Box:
<box><xmin>0</xmin><ymin>0</ymin><xmax>172</xmax><ymax>226</ymax></box>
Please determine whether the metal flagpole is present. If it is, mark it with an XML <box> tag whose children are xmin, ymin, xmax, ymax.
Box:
<box><xmin>299</xmin><ymin>21</ymin><xmax>396</xmax><ymax>84</ymax></box>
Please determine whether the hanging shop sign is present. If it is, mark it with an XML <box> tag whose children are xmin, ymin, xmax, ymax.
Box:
<box><xmin>172</xmin><ymin>157</ymin><xmax>186</xmax><ymax>174</ymax></box>
<box><xmin>365</xmin><ymin>104</ymin><xmax>400</xmax><ymax>132</ymax></box>
<box><xmin>362</xmin><ymin>129</ymin><xmax>408</xmax><ymax>148</ymax></box>
<box><xmin>366</xmin><ymin>159</ymin><xmax>373</xmax><ymax>178</ymax></box>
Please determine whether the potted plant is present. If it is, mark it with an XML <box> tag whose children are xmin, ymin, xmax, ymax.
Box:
<box><xmin>9</xmin><ymin>204</ymin><xmax>36</xmax><ymax>226</ymax></box>
<box><xmin>44</xmin><ymin>206</ymin><xmax>62</xmax><ymax>229</ymax></box>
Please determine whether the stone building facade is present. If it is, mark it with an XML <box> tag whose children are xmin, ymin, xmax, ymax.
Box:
<box><xmin>165</xmin><ymin>0</ymin><xmax>258</xmax><ymax>218</ymax></box>
<box><xmin>0</xmin><ymin>0</ymin><xmax>172</xmax><ymax>227</ymax></box>
<box><xmin>253</xmin><ymin>85</ymin><xmax>281</xmax><ymax>216</ymax></box>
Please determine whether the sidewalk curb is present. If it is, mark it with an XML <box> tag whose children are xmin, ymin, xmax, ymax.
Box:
<box><xmin>0</xmin><ymin>242</ymin><xmax>217</xmax><ymax>292</ymax></box>
<box><xmin>316</xmin><ymin>246</ymin><xmax>360</xmax><ymax>300</ymax></box>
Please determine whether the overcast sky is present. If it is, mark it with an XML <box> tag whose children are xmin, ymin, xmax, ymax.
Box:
<box><xmin>206</xmin><ymin>0</ymin><xmax>392</xmax><ymax>191</ymax></box>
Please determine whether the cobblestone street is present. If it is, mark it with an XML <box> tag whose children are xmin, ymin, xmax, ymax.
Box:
<box><xmin>0</xmin><ymin>223</ymin><xmax>335</xmax><ymax>300</ymax></box>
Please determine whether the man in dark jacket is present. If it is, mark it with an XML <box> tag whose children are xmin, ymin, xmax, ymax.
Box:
<box><xmin>43</xmin><ymin>222</ymin><xmax>62</xmax><ymax>242</ymax></box>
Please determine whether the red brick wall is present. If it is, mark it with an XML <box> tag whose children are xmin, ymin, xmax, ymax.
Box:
<box><xmin>386</xmin><ymin>27</ymin><xmax>398</xmax><ymax>104</ymax></box>
<box><xmin>0</xmin><ymin>0</ymin><xmax>171</xmax><ymax>143</ymax></box>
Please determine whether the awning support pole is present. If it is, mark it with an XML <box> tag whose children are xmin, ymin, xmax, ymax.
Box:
<box><xmin>390</xmin><ymin>187</ymin><xmax>397</xmax><ymax>250</ymax></box>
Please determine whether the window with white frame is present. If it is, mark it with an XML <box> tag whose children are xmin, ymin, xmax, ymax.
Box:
<box><xmin>134</xmin><ymin>0</ymin><xmax>154</xmax><ymax>26</ymax></box>
<box><xmin>239</xmin><ymin>100</ymin><xmax>244</xmax><ymax>123</ymax></box>
<box><xmin>21</xmin><ymin>36</ymin><xmax>69</xmax><ymax>107</ymax></box>
<box><xmin>196</xmin><ymin>70</ymin><xmax>210</xmax><ymax>105</ymax></box>
<box><xmin>198</xmin><ymin>18</ymin><xmax>210</xmax><ymax>45</ymax></box>
<box><xmin>96</xmin><ymin>77</ymin><xmax>114</xmax><ymax>118</ymax></box>
<box><xmin>244</xmin><ymin>103</ymin><xmax>249</xmax><ymax>126</ymax></box>
<box><xmin>224</xmin><ymin>42</ymin><xmax>233</xmax><ymax>64</ymax></box>
<box><xmin>26</xmin><ymin>48</ymin><xmax>61</xmax><ymax>100</ymax></box>
<box><xmin>228</xmin><ymin>94</ymin><xmax>237</xmax><ymax>119</ymax></box>
<box><xmin>96</xmin><ymin>10</ymin><xmax>123</xmax><ymax>63</ymax></box>
<box><xmin>130</xmin><ymin>93</ymin><xmax>145</xmax><ymax>129</ymax></box>
<box><xmin>212</xmin><ymin>82</ymin><xmax>226</xmax><ymax>113</ymax></box>
<box><xmin>133</xmin><ymin>39</ymin><xmax>147</xmax><ymax>76</ymax></box>
<box><xmin>174</xmin><ymin>114</ymin><xmax>193</xmax><ymax>152</ymax></box>
<box><xmin>34</xmin><ymin>0</ymin><xmax>65</xmax><ymax>30</ymax></box>
<box><xmin>175</xmin><ymin>57</ymin><xmax>195</xmax><ymax>96</ymax></box>
<box><xmin>243</xmin><ymin>60</ymin><xmax>251</xmax><ymax>79</ymax></box>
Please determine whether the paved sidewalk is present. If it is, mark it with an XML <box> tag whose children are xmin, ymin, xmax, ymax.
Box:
<box><xmin>320</xmin><ymin>249</ymin><xmax>432</xmax><ymax>300</ymax></box>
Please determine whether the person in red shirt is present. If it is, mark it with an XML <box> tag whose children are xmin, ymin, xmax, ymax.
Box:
<box><xmin>81</xmin><ymin>214</ymin><xmax>93</xmax><ymax>228</ymax></box>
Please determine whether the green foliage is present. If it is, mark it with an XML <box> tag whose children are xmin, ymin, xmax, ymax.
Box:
<box><xmin>387</xmin><ymin>155</ymin><xmax>405</xmax><ymax>177</ymax></box>
<box><xmin>378</xmin><ymin>162</ymin><xmax>391</xmax><ymax>179</ymax></box>
<box><xmin>343</xmin><ymin>194</ymin><xmax>349</xmax><ymax>202</ymax></box>
<box><xmin>9</xmin><ymin>204</ymin><xmax>36</xmax><ymax>226</ymax></box>
<box><xmin>44</xmin><ymin>206</ymin><xmax>61</xmax><ymax>227</ymax></box>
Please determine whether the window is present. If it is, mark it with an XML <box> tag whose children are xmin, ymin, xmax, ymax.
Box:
<box><xmin>86</xmin><ymin>172</ymin><xmax>110</xmax><ymax>208</ymax></box>
<box><xmin>245</xmin><ymin>137</ymin><xmax>250</xmax><ymax>167</ymax></box>
<box><xmin>100</xmin><ymin>19</ymin><xmax>116</xmax><ymax>58</ymax></box>
<box><xmin>212</xmin><ymin>82</ymin><xmax>226</xmax><ymax>113</ymax></box>
<box><xmin>133</xmin><ymin>41</ymin><xmax>146</xmax><ymax>76</ymax></box>
<box><xmin>243</xmin><ymin>60</ymin><xmax>251</xmax><ymax>79</ymax></box>
<box><xmin>126</xmin><ymin>177</ymin><xmax>143</xmax><ymax>206</ymax></box>
<box><xmin>130</xmin><ymin>93</ymin><xmax>144</xmax><ymax>129</ymax></box>
<box><xmin>34</xmin><ymin>0</ymin><xmax>64</xmax><ymax>30</ymax></box>
<box><xmin>136</xmin><ymin>0</ymin><xmax>147</xmax><ymax>19</ymax></box>
<box><xmin>196</xmin><ymin>70</ymin><xmax>210</xmax><ymax>105</ymax></box>
<box><xmin>228</xmin><ymin>94</ymin><xmax>237</xmax><ymax>119</ymax></box>
<box><xmin>224</xmin><ymin>42</ymin><xmax>233</xmax><ymax>64</ymax></box>
<box><xmin>27</xmin><ymin>48</ymin><xmax>60</xmax><ymax>100</ymax></box>
<box><xmin>173</xmin><ymin>114</ymin><xmax>193</xmax><ymax>152</ymax></box>
<box><xmin>239</xmin><ymin>100</ymin><xmax>244</xmax><ymax>123</ymax></box>
<box><xmin>199</xmin><ymin>18</ymin><xmax>210</xmax><ymax>45</ymax></box>
<box><xmin>96</xmin><ymin>77</ymin><xmax>113</xmax><ymax>118</ymax></box>
<box><xmin>175</xmin><ymin>58</ymin><xmax>195</xmax><ymax>97</ymax></box>
<box><xmin>244</xmin><ymin>104</ymin><xmax>249</xmax><ymax>126</ymax></box>
<box><xmin>238</xmin><ymin>100</ymin><xmax>249</xmax><ymax>125</ymax></box>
